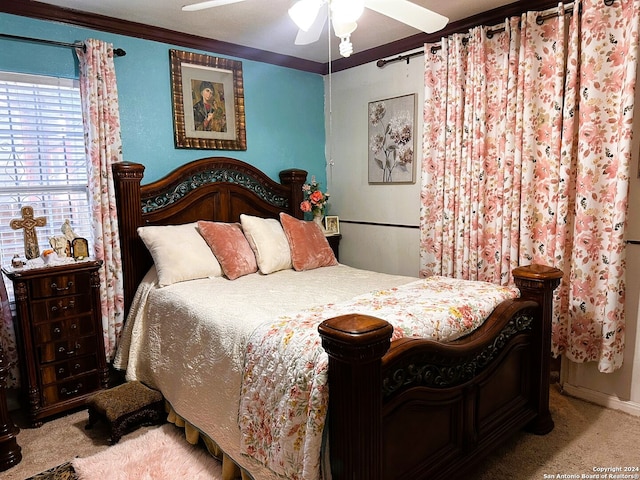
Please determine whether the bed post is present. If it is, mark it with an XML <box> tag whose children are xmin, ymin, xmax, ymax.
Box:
<box><xmin>279</xmin><ymin>169</ymin><xmax>307</xmax><ymax>219</ymax></box>
<box><xmin>512</xmin><ymin>264</ymin><xmax>563</xmax><ymax>435</ymax></box>
<box><xmin>318</xmin><ymin>314</ymin><xmax>393</xmax><ymax>480</ymax></box>
<box><xmin>112</xmin><ymin>162</ymin><xmax>146</xmax><ymax>317</ymax></box>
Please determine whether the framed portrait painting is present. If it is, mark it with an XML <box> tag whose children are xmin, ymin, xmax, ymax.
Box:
<box><xmin>169</xmin><ymin>49</ymin><xmax>247</xmax><ymax>150</ymax></box>
<box><xmin>368</xmin><ymin>93</ymin><xmax>416</xmax><ymax>184</ymax></box>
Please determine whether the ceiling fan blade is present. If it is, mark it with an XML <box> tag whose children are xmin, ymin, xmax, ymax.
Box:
<box><xmin>364</xmin><ymin>0</ymin><xmax>448</xmax><ymax>34</ymax></box>
<box><xmin>182</xmin><ymin>0</ymin><xmax>246</xmax><ymax>12</ymax></box>
<box><xmin>294</xmin><ymin>7</ymin><xmax>328</xmax><ymax>45</ymax></box>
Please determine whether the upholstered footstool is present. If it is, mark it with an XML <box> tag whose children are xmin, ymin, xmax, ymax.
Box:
<box><xmin>85</xmin><ymin>381</ymin><xmax>164</xmax><ymax>444</ymax></box>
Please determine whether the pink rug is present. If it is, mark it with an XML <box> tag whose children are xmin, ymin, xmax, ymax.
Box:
<box><xmin>72</xmin><ymin>424</ymin><xmax>223</xmax><ymax>479</ymax></box>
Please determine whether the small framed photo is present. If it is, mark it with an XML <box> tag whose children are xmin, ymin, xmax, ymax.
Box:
<box><xmin>324</xmin><ymin>216</ymin><xmax>340</xmax><ymax>235</ymax></box>
<box><xmin>71</xmin><ymin>237</ymin><xmax>89</xmax><ymax>260</ymax></box>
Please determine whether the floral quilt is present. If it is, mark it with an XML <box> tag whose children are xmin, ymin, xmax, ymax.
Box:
<box><xmin>238</xmin><ymin>275</ymin><xmax>519</xmax><ymax>480</ymax></box>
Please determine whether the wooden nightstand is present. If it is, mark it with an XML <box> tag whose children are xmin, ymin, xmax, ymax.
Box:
<box><xmin>2</xmin><ymin>260</ymin><xmax>109</xmax><ymax>426</ymax></box>
<box><xmin>325</xmin><ymin>234</ymin><xmax>342</xmax><ymax>261</ymax></box>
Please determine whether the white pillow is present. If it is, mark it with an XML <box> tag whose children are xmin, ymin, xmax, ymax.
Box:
<box><xmin>240</xmin><ymin>214</ymin><xmax>292</xmax><ymax>274</ymax></box>
<box><xmin>138</xmin><ymin>223</ymin><xmax>223</xmax><ymax>286</ymax></box>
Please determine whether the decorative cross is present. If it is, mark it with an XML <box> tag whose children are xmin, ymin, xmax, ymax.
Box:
<box><xmin>10</xmin><ymin>206</ymin><xmax>46</xmax><ymax>260</ymax></box>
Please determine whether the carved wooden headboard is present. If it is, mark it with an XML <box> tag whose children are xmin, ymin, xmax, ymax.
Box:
<box><xmin>112</xmin><ymin>157</ymin><xmax>307</xmax><ymax>315</ymax></box>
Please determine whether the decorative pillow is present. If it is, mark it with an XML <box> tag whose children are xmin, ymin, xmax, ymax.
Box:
<box><xmin>197</xmin><ymin>221</ymin><xmax>258</xmax><ymax>280</ymax></box>
<box><xmin>279</xmin><ymin>212</ymin><xmax>338</xmax><ymax>271</ymax></box>
<box><xmin>240</xmin><ymin>214</ymin><xmax>292</xmax><ymax>274</ymax></box>
<box><xmin>137</xmin><ymin>223</ymin><xmax>223</xmax><ymax>287</ymax></box>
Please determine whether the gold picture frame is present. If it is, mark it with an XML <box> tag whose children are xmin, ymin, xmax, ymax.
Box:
<box><xmin>71</xmin><ymin>237</ymin><xmax>89</xmax><ymax>260</ymax></box>
<box><xmin>169</xmin><ymin>49</ymin><xmax>247</xmax><ymax>150</ymax></box>
<box><xmin>324</xmin><ymin>215</ymin><xmax>340</xmax><ymax>235</ymax></box>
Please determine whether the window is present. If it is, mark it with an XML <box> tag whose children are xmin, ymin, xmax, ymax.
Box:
<box><xmin>0</xmin><ymin>72</ymin><xmax>92</xmax><ymax>277</ymax></box>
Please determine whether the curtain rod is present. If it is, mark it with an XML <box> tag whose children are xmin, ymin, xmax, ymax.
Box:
<box><xmin>0</xmin><ymin>33</ymin><xmax>126</xmax><ymax>57</ymax></box>
<box><xmin>377</xmin><ymin>0</ymin><xmax>614</xmax><ymax>68</ymax></box>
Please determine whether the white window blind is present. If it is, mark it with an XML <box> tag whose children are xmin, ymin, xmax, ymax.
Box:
<box><xmin>0</xmin><ymin>71</ymin><xmax>92</xmax><ymax>274</ymax></box>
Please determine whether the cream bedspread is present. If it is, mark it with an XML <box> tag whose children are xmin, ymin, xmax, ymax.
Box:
<box><xmin>113</xmin><ymin>264</ymin><xmax>417</xmax><ymax>478</ymax></box>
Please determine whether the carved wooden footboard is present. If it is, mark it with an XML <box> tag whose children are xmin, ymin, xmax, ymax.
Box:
<box><xmin>319</xmin><ymin>264</ymin><xmax>561</xmax><ymax>480</ymax></box>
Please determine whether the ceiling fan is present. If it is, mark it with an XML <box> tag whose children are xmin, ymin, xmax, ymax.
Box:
<box><xmin>182</xmin><ymin>0</ymin><xmax>449</xmax><ymax>58</ymax></box>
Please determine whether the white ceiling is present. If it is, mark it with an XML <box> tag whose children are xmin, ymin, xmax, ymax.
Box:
<box><xmin>35</xmin><ymin>0</ymin><xmax>514</xmax><ymax>63</ymax></box>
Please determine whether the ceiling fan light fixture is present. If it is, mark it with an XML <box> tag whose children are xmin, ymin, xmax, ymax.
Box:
<box><xmin>332</xmin><ymin>19</ymin><xmax>357</xmax><ymax>58</ymax></box>
<box><xmin>330</xmin><ymin>0</ymin><xmax>364</xmax><ymax>24</ymax></box>
<box><xmin>288</xmin><ymin>0</ymin><xmax>323</xmax><ymax>32</ymax></box>
<box><xmin>338</xmin><ymin>37</ymin><xmax>354</xmax><ymax>57</ymax></box>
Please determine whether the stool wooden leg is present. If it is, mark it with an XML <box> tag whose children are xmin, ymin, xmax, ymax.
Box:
<box><xmin>85</xmin><ymin>408</ymin><xmax>98</xmax><ymax>430</ymax></box>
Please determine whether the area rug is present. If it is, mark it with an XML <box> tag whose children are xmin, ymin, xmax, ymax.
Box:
<box><xmin>70</xmin><ymin>424</ymin><xmax>223</xmax><ymax>480</ymax></box>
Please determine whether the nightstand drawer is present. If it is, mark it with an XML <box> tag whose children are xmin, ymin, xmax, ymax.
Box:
<box><xmin>37</xmin><ymin>335</ymin><xmax>98</xmax><ymax>364</ymax></box>
<box><xmin>30</xmin><ymin>272</ymin><xmax>91</xmax><ymax>299</ymax></box>
<box><xmin>41</xmin><ymin>373</ymin><xmax>100</xmax><ymax>407</ymax></box>
<box><xmin>33</xmin><ymin>316</ymin><xmax>96</xmax><ymax>344</ymax></box>
<box><xmin>40</xmin><ymin>356</ymin><xmax>98</xmax><ymax>385</ymax></box>
<box><xmin>31</xmin><ymin>294</ymin><xmax>93</xmax><ymax>323</ymax></box>
<box><xmin>3</xmin><ymin>259</ymin><xmax>107</xmax><ymax>426</ymax></box>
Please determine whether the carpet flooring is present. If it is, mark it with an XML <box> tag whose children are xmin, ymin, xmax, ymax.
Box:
<box><xmin>6</xmin><ymin>384</ymin><xmax>640</xmax><ymax>480</ymax></box>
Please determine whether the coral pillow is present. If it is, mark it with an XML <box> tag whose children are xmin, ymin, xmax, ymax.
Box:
<box><xmin>279</xmin><ymin>213</ymin><xmax>338</xmax><ymax>271</ymax></box>
<box><xmin>197</xmin><ymin>221</ymin><xmax>258</xmax><ymax>280</ymax></box>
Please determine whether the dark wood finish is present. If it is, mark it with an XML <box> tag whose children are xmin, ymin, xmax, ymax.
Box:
<box><xmin>113</xmin><ymin>157</ymin><xmax>562</xmax><ymax>480</ymax></box>
<box><xmin>113</xmin><ymin>158</ymin><xmax>307</xmax><ymax>316</ymax></box>
<box><xmin>320</xmin><ymin>266</ymin><xmax>562</xmax><ymax>480</ymax></box>
<box><xmin>2</xmin><ymin>0</ymin><xmax>569</xmax><ymax>74</ymax></box>
<box><xmin>0</xmin><ymin>342</ymin><xmax>21</xmax><ymax>471</ymax></box>
<box><xmin>2</xmin><ymin>260</ymin><xmax>109</xmax><ymax>427</ymax></box>
<box><xmin>326</xmin><ymin>234</ymin><xmax>341</xmax><ymax>261</ymax></box>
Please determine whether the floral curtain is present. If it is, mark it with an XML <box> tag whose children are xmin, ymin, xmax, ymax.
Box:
<box><xmin>76</xmin><ymin>39</ymin><xmax>125</xmax><ymax>361</ymax></box>
<box><xmin>421</xmin><ymin>0</ymin><xmax>639</xmax><ymax>372</ymax></box>
<box><xmin>0</xmin><ymin>275</ymin><xmax>18</xmax><ymax>387</ymax></box>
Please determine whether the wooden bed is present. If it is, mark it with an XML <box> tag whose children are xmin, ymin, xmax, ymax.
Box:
<box><xmin>112</xmin><ymin>157</ymin><xmax>562</xmax><ymax>480</ymax></box>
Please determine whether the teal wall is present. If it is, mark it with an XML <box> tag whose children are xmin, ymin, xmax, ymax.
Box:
<box><xmin>0</xmin><ymin>14</ymin><xmax>326</xmax><ymax>185</ymax></box>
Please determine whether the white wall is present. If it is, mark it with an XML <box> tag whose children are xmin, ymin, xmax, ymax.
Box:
<box><xmin>325</xmin><ymin>50</ymin><xmax>424</xmax><ymax>278</ymax></box>
<box><xmin>327</xmin><ymin>51</ymin><xmax>640</xmax><ymax>415</ymax></box>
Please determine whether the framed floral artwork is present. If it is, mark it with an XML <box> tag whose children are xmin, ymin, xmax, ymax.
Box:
<box><xmin>368</xmin><ymin>93</ymin><xmax>416</xmax><ymax>184</ymax></box>
<box><xmin>169</xmin><ymin>49</ymin><xmax>247</xmax><ymax>150</ymax></box>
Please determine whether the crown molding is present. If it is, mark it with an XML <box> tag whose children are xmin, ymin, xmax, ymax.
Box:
<box><xmin>2</xmin><ymin>0</ymin><xmax>569</xmax><ymax>75</ymax></box>
<box><xmin>1</xmin><ymin>0</ymin><xmax>327</xmax><ymax>74</ymax></box>
<box><xmin>330</xmin><ymin>0</ymin><xmax>563</xmax><ymax>72</ymax></box>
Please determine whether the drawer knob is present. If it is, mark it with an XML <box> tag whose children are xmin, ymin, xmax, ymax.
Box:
<box><xmin>50</xmin><ymin>281</ymin><xmax>73</xmax><ymax>292</ymax></box>
<box><xmin>51</xmin><ymin>300</ymin><xmax>75</xmax><ymax>313</ymax></box>
<box><xmin>57</xmin><ymin>367</ymin><xmax>65</xmax><ymax>374</ymax></box>
<box><xmin>61</xmin><ymin>383</ymin><xmax>82</xmax><ymax>396</ymax></box>
<box><xmin>66</xmin><ymin>342</ymin><xmax>82</xmax><ymax>356</ymax></box>
<box><xmin>53</xmin><ymin>327</ymin><xmax>61</xmax><ymax>334</ymax></box>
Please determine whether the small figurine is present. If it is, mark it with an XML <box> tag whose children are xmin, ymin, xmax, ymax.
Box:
<box><xmin>49</xmin><ymin>236</ymin><xmax>71</xmax><ymax>257</ymax></box>
<box><xmin>11</xmin><ymin>254</ymin><xmax>24</xmax><ymax>269</ymax></box>
<box><xmin>61</xmin><ymin>219</ymin><xmax>78</xmax><ymax>242</ymax></box>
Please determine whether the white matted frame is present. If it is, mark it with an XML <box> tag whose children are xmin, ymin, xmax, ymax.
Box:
<box><xmin>324</xmin><ymin>215</ymin><xmax>340</xmax><ymax>235</ymax></box>
<box><xmin>170</xmin><ymin>49</ymin><xmax>246</xmax><ymax>150</ymax></box>
<box><xmin>368</xmin><ymin>93</ymin><xmax>416</xmax><ymax>184</ymax></box>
